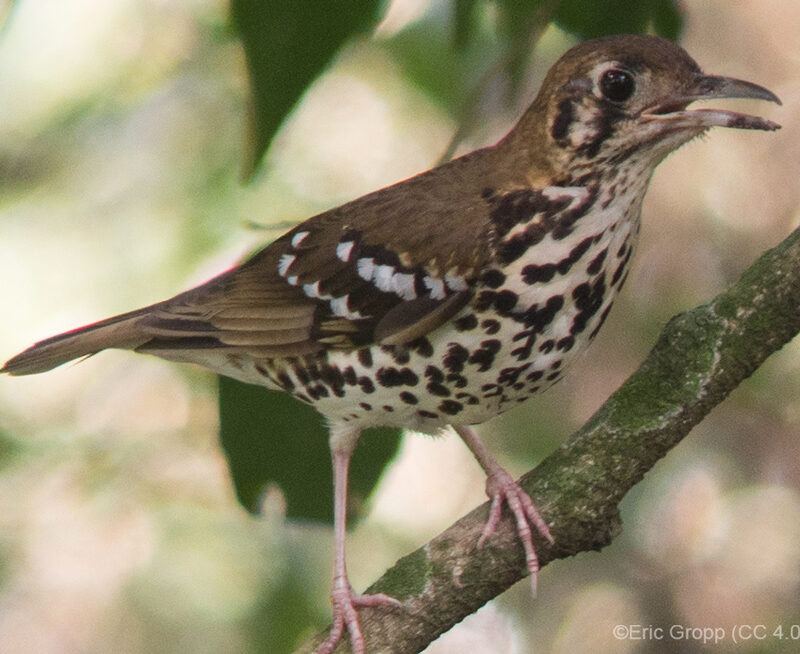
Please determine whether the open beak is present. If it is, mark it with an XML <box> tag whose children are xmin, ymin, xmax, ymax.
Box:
<box><xmin>644</xmin><ymin>74</ymin><xmax>782</xmax><ymax>132</ymax></box>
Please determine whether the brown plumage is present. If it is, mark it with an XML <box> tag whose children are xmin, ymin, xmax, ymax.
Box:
<box><xmin>3</xmin><ymin>35</ymin><xmax>781</xmax><ymax>654</ymax></box>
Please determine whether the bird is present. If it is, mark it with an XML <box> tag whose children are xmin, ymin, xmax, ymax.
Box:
<box><xmin>3</xmin><ymin>34</ymin><xmax>781</xmax><ymax>654</ymax></box>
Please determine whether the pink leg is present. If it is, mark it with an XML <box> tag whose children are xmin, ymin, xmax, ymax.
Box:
<box><xmin>453</xmin><ymin>425</ymin><xmax>554</xmax><ymax>595</ymax></box>
<box><xmin>316</xmin><ymin>434</ymin><xmax>400</xmax><ymax>654</ymax></box>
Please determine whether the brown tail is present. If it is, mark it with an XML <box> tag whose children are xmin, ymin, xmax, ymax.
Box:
<box><xmin>2</xmin><ymin>308</ymin><xmax>152</xmax><ymax>376</ymax></box>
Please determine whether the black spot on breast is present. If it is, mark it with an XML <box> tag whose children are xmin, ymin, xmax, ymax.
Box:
<box><xmin>611</xmin><ymin>248</ymin><xmax>633</xmax><ymax>287</ymax></box>
<box><xmin>494</xmin><ymin>291</ymin><xmax>517</xmax><ymax>314</ymax></box>
<box><xmin>438</xmin><ymin>400</ymin><xmax>463</xmax><ymax>415</ymax></box>
<box><xmin>522</xmin><ymin>236</ymin><xmax>597</xmax><ymax>285</ymax></box>
<box><xmin>412</xmin><ymin>337</ymin><xmax>434</xmax><ymax>358</ymax></box>
<box><xmin>418</xmin><ymin>409</ymin><xmax>438</xmax><ymax>419</ymax></box>
<box><xmin>571</xmin><ymin>274</ymin><xmax>607</xmax><ymax>335</ymax></box>
<box><xmin>381</xmin><ymin>345</ymin><xmax>410</xmax><ymax>364</ymax></box>
<box><xmin>469</xmin><ymin>339</ymin><xmax>501</xmax><ymax>371</ymax></box>
<box><xmin>557</xmin><ymin>336</ymin><xmax>575</xmax><ymax>351</ymax></box>
<box><xmin>589</xmin><ymin>304</ymin><xmax>613</xmax><ymax>340</ymax></box>
<box><xmin>526</xmin><ymin>370</ymin><xmax>544</xmax><ymax>382</ymax></box>
<box><xmin>497</xmin><ymin>363</ymin><xmax>531</xmax><ymax>386</ymax></box>
<box><xmin>454</xmin><ymin>314</ymin><xmax>478</xmax><ymax>331</ymax></box>
<box><xmin>455</xmin><ymin>391</ymin><xmax>479</xmax><ymax>405</ymax></box>
<box><xmin>427</xmin><ymin>382</ymin><xmax>451</xmax><ymax>397</ymax></box>
<box><xmin>357</xmin><ymin>348</ymin><xmax>373</xmax><ymax>368</ymax></box>
<box><xmin>446</xmin><ymin>372</ymin><xmax>468</xmax><ymax>388</ymax></box>
<box><xmin>294</xmin><ymin>366</ymin><xmax>310</xmax><ymax>385</ymax></box>
<box><xmin>521</xmin><ymin>263</ymin><xmax>557</xmax><ymax>285</ymax></box>
<box><xmin>424</xmin><ymin>365</ymin><xmax>444</xmax><ymax>382</ymax></box>
<box><xmin>481</xmin><ymin>319</ymin><xmax>501</xmax><ymax>334</ymax></box>
<box><xmin>342</xmin><ymin>366</ymin><xmax>357</xmax><ymax>386</ymax></box>
<box><xmin>587</xmin><ymin>248</ymin><xmax>608</xmax><ymax>275</ymax></box>
<box><xmin>538</xmin><ymin>339</ymin><xmax>554</xmax><ymax>353</ymax></box>
<box><xmin>524</xmin><ymin>295</ymin><xmax>565</xmax><ymax>332</ymax></box>
<box><xmin>321</xmin><ymin>365</ymin><xmax>346</xmax><ymax>397</ymax></box>
<box><xmin>376</xmin><ymin>367</ymin><xmax>403</xmax><ymax>387</ymax></box>
<box><xmin>358</xmin><ymin>376</ymin><xmax>375</xmax><ymax>394</ymax></box>
<box><xmin>443</xmin><ymin>343</ymin><xmax>470</xmax><ymax>373</ymax></box>
<box><xmin>307</xmin><ymin>385</ymin><xmax>329</xmax><ymax>400</ymax></box>
<box><xmin>400</xmin><ymin>391</ymin><xmax>418</xmax><ymax>405</ymax></box>
<box><xmin>359</xmin><ymin>402</ymin><xmax>372</xmax><ymax>411</ymax></box>
<box><xmin>474</xmin><ymin>290</ymin><xmax>518</xmax><ymax>315</ymax></box>
<box><xmin>480</xmin><ymin>269</ymin><xmax>506</xmax><ymax>289</ymax></box>
<box><xmin>383</xmin><ymin>405</ymin><xmax>394</xmax><ymax>412</ymax></box>
<box><xmin>481</xmin><ymin>383</ymin><xmax>502</xmax><ymax>398</ymax></box>
<box><xmin>376</xmin><ymin>366</ymin><xmax>419</xmax><ymax>387</ymax></box>
<box><xmin>275</xmin><ymin>371</ymin><xmax>295</xmax><ymax>391</ymax></box>
<box><xmin>401</xmin><ymin>368</ymin><xmax>419</xmax><ymax>385</ymax></box>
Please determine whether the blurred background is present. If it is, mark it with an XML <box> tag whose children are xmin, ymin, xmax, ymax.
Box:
<box><xmin>0</xmin><ymin>1</ymin><xmax>799</xmax><ymax>652</ymax></box>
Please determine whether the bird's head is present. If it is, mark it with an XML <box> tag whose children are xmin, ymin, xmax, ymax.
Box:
<box><xmin>511</xmin><ymin>34</ymin><xmax>781</xmax><ymax>179</ymax></box>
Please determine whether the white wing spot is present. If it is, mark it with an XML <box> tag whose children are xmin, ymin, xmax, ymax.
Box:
<box><xmin>330</xmin><ymin>295</ymin><xmax>363</xmax><ymax>320</ymax></box>
<box><xmin>424</xmin><ymin>276</ymin><xmax>446</xmax><ymax>300</ymax></box>
<box><xmin>336</xmin><ymin>240</ymin><xmax>356</xmax><ymax>262</ymax></box>
<box><xmin>357</xmin><ymin>257</ymin><xmax>375</xmax><ymax>281</ymax></box>
<box><xmin>445</xmin><ymin>275</ymin><xmax>468</xmax><ymax>291</ymax></box>
<box><xmin>286</xmin><ymin>275</ymin><xmax>299</xmax><ymax>286</ymax></box>
<box><xmin>303</xmin><ymin>280</ymin><xmax>331</xmax><ymax>300</ymax></box>
<box><xmin>374</xmin><ymin>265</ymin><xmax>396</xmax><ymax>293</ymax></box>
<box><xmin>291</xmin><ymin>231</ymin><xmax>310</xmax><ymax>248</ymax></box>
<box><xmin>278</xmin><ymin>254</ymin><xmax>296</xmax><ymax>277</ymax></box>
<box><xmin>393</xmin><ymin>272</ymin><xmax>417</xmax><ymax>301</ymax></box>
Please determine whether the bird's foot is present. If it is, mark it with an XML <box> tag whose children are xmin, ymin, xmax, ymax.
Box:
<box><xmin>479</xmin><ymin>466</ymin><xmax>554</xmax><ymax>595</ymax></box>
<box><xmin>315</xmin><ymin>576</ymin><xmax>401</xmax><ymax>654</ymax></box>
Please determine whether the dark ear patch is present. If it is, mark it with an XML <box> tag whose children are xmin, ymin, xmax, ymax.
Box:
<box><xmin>551</xmin><ymin>98</ymin><xmax>574</xmax><ymax>141</ymax></box>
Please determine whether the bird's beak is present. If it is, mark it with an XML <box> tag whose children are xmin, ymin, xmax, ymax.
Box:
<box><xmin>644</xmin><ymin>74</ymin><xmax>782</xmax><ymax>131</ymax></box>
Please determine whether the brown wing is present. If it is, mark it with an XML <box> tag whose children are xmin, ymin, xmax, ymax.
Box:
<box><xmin>3</xmin><ymin>149</ymin><xmax>507</xmax><ymax>376</ymax></box>
<box><xmin>135</xmin><ymin>154</ymin><xmax>497</xmax><ymax>360</ymax></box>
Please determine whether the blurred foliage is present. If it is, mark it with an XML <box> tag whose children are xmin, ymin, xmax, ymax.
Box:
<box><xmin>222</xmin><ymin>0</ymin><xmax>682</xmax><ymax>525</ymax></box>
<box><xmin>2</xmin><ymin>1</ymin><xmax>798</xmax><ymax>653</ymax></box>
<box><xmin>230</xmin><ymin>0</ymin><xmax>383</xmax><ymax>180</ymax></box>
<box><xmin>219</xmin><ymin>377</ymin><xmax>401</xmax><ymax>523</ymax></box>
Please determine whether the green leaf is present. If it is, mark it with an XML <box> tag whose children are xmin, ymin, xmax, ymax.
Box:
<box><xmin>230</xmin><ymin>0</ymin><xmax>383</xmax><ymax>179</ymax></box>
<box><xmin>219</xmin><ymin>377</ymin><xmax>401</xmax><ymax>524</ymax></box>
<box><xmin>554</xmin><ymin>0</ymin><xmax>683</xmax><ymax>40</ymax></box>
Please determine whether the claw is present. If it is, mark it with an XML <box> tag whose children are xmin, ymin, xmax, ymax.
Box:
<box><xmin>453</xmin><ymin>425</ymin><xmax>553</xmax><ymax>594</ymax></box>
<box><xmin>478</xmin><ymin>465</ymin><xmax>553</xmax><ymax>595</ymax></box>
<box><xmin>316</xmin><ymin>577</ymin><xmax>401</xmax><ymax>654</ymax></box>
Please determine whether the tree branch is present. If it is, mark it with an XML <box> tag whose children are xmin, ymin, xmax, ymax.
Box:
<box><xmin>296</xmin><ymin>226</ymin><xmax>800</xmax><ymax>654</ymax></box>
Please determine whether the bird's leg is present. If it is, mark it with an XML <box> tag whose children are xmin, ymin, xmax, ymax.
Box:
<box><xmin>453</xmin><ymin>425</ymin><xmax>554</xmax><ymax>595</ymax></box>
<box><xmin>316</xmin><ymin>428</ymin><xmax>400</xmax><ymax>654</ymax></box>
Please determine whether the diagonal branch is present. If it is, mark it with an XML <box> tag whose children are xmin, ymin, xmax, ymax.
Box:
<box><xmin>296</xmin><ymin>225</ymin><xmax>800</xmax><ymax>654</ymax></box>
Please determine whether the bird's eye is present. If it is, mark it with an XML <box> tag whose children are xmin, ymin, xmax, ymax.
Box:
<box><xmin>599</xmin><ymin>69</ymin><xmax>635</xmax><ymax>103</ymax></box>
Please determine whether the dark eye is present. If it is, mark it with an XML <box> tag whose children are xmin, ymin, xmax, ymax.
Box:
<box><xmin>599</xmin><ymin>69</ymin><xmax>635</xmax><ymax>103</ymax></box>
